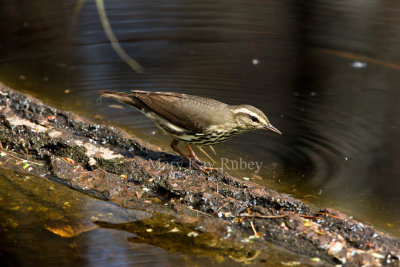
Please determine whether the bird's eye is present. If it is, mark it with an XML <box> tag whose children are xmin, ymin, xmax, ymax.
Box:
<box><xmin>250</xmin><ymin>116</ymin><xmax>258</xmax><ymax>123</ymax></box>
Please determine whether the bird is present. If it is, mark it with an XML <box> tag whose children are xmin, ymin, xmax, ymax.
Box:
<box><xmin>98</xmin><ymin>90</ymin><xmax>281</xmax><ymax>172</ymax></box>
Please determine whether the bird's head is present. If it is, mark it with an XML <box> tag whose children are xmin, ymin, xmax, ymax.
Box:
<box><xmin>231</xmin><ymin>105</ymin><xmax>281</xmax><ymax>134</ymax></box>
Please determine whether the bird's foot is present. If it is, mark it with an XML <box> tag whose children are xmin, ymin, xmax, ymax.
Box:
<box><xmin>201</xmin><ymin>165</ymin><xmax>218</xmax><ymax>171</ymax></box>
<box><xmin>190</xmin><ymin>161</ymin><xmax>220</xmax><ymax>175</ymax></box>
<box><xmin>186</xmin><ymin>159</ymin><xmax>208</xmax><ymax>174</ymax></box>
<box><xmin>171</xmin><ymin>140</ymin><xmax>214</xmax><ymax>175</ymax></box>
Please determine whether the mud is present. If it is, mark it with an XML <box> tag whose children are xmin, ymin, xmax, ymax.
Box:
<box><xmin>0</xmin><ymin>83</ymin><xmax>399</xmax><ymax>266</ymax></box>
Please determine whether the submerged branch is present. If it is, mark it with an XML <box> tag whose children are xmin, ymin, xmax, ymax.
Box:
<box><xmin>95</xmin><ymin>0</ymin><xmax>145</xmax><ymax>73</ymax></box>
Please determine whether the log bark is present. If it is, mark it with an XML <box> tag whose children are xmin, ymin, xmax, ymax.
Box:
<box><xmin>0</xmin><ymin>83</ymin><xmax>399</xmax><ymax>266</ymax></box>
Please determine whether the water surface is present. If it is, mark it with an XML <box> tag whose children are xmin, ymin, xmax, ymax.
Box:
<box><xmin>1</xmin><ymin>0</ymin><xmax>400</xmax><ymax>263</ymax></box>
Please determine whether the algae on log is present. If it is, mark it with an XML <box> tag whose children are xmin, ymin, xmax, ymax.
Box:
<box><xmin>0</xmin><ymin>83</ymin><xmax>399</xmax><ymax>266</ymax></box>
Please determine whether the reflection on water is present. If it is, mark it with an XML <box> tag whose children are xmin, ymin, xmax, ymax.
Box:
<box><xmin>0</xmin><ymin>169</ymin><xmax>307</xmax><ymax>266</ymax></box>
<box><xmin>1</xmin><ymin>0</ymin><xmax>400</xmax><ymax>261</ymax></box>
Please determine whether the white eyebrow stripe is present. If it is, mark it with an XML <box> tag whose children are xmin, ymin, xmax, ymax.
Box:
<box><xmin>231</xmin><ymin>108</ymin><xmax>260</xmax><ymax>118</ymax></box>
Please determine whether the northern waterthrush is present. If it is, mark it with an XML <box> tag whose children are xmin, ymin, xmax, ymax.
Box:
<box><xmin>99</xmin><ymin>90</ymin><xmax>281</xmax><ymax>171</ymax></box>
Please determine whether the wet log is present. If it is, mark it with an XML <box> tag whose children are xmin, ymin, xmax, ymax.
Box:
<box><xmin>0</xmin><ymin>82</ymin><xmax>399</xmax><ymax>266</ymax></box>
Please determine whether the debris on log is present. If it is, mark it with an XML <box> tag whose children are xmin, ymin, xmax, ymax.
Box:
<box><xmin>0</xmin><ymin>83</ymin><xmax>399</xmax><ymax>266</ymax></box>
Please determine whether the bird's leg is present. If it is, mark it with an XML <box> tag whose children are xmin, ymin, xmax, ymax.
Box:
<box><xmin>185</xmin><ymin>144</ymin><xmax>201</xmax><ymax>162</ymax></box>
<box><xmin>170</xmin><ymin>139</ymin><xmax>186</xmax><ymax>159</ymax></box>
<box><xmin>187</xmin><ymin>144</ymin><xmax>217</xmax><ymax>171</ymax></box>
<box><xmin>170</xmin><ymin>140</ymin><xmax>208</xmax><ymax>174</ymax></box>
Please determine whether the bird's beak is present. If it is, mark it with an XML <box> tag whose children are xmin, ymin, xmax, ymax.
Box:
<box><xmin>264</xmin><ymin>124</ymin><xmax>282</xmax><ymax>135</ymax></box>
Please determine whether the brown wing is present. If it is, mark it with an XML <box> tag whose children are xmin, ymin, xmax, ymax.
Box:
<box><xmin>132</xmin><ymin>90</ymin><xmax>227</xmax><ymax>133</ymax></box>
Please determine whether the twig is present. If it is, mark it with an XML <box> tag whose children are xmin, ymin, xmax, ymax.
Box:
<box><xmin>216</xmin><ymin>201</ymin><xmax>230</xmax><ymax>213</ymax></box>
<box><xmin>0</xmin><ymin>149</ymin><xmax>43</xmax><ymax>166</ymax></box>
<box><xmin>238</xmin><ymin>214</ymin><xmax>285</xmax><ymax>219</ymax></box>
<box><xmin>316</xmin><ymin>212</ymin><xmax>343</xmax><ymax>220</ymax></box>
<box><xmin>70</xmin><ymin>0</ymin><xmax>86</xmax><ymax>32</ymax></box>
<box><xmin>229</xmin><ymin>250</ymin><xmax>261</xmax><ymax>262</ymax></box>
<box><xmin>301</xmin><ymin>215</ymin><xmax>323</xmax><ymax>220</ymax></box>
<box><xmin>95</xmin><ymin>0</ymin><xmax>144</xmax><ymax>73</ymax></box>
<box><xmin>250</xmin><ymin>221</ymin><xmax>258</xmax><ymax>235</ymax></box>
<box><xmin>185</xmin><ymin>206</ymin><xmax>212</xmax><ymax>217</ymax></box>
<box><xmin>321</xmin><ymin>48</ymin><xmax>400</xmax><ymax>70</ymax></box>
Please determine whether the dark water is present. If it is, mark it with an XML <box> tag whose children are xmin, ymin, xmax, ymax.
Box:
<box><xmin>1</xmin><ymin>0</ymin><xmax>400</xmax><ymax>264</ymax></box>
<box><xmin>0</xmin><ymin>169</ymin><xmax>308</xmax><ymax>266</ymax></box>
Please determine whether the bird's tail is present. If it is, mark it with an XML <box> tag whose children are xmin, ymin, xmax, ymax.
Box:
<box><xmin>98</xmin><ymin>91</ymin><xmax>142</xmax><ymax>108</ymax></box>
